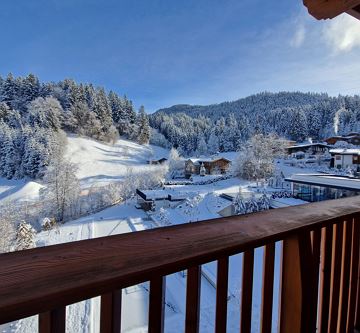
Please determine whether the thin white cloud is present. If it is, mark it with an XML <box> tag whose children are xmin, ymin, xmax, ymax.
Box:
<box><xmin>322</xmin><ymin>14</ymin><xmax>360</xmax><ymax>53</ymax></box>
<box><xmin>290</xmin><ymin>24</ymin><xmax>306</xmax><ymax>48</ymax></box>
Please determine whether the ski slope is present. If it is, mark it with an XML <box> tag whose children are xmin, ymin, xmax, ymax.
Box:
<box><xmin>65</xmin><ymin>135</ymin><xmax>169</xmax><ymax>187</ymax></box>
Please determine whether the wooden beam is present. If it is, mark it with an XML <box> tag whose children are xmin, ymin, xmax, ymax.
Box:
<box><xmin>39</xmin><ymin>307</ymin><xmax>66</xmax><ymax>333</ymax></box>
<box><xmin>240</xmin><ymin>250</ymin><xmax>254</xmax><ymax>333</ymax></box>
<box><xmin>215</xmin><ymin>257</ymin><xmax>229</xmax><ymax>333</ymax></box>
<box><xmin>148</xmin><ymin>277</ymin><xmax>166</xmax><ymax>333</ymax></box>
<box><xmin>260</xmin><ymin>243</ymin><xmax>275</xmax><ymax>333</ymax></box>
<box><xmin>304</xmin><ymin>0</ymin><xmax>360</xmax><ymax>20</ymax></box>
<box><xmin>100</xmin><ymin>290</ymin><xmax>122</xmax><ymax>333</ymax></box>
<box><xmin>185</xmin><ymin>266</ymin><xmax>201</xmax><ymax>333</ymax></box>
<box><xmin>279</xmin><ymin>232</ymin><xmax>313</xmax><ymax>333</ymax></box>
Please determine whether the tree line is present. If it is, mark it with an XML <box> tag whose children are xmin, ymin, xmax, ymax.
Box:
<box><xmin>0</xmin><ymin>73</ymin><xmax>151</xmax><ymax>179</ymax></box>
<box><xmin>150</xmin><ymin>91</ymin><xmax>360</xmax><ymax>155</ymax></box>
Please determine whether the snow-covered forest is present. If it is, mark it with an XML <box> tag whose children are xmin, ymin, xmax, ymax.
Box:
<box><xmin>0</xmin><ymin>73</ymin><xmax>150</xmax><ymax>179</ymax></box>
<box><xmin>150</xmin><ymin>91</ymin><xmax>360</xmax><ymax>155</ymax></box>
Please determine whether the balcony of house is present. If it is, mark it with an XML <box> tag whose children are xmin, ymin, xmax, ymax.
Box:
<box><xmin>0</xmin><ymin>196</ymin><xmax>359</xmax><ymax>333</ymax></box>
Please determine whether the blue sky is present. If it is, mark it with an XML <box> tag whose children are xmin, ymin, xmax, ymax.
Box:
<box><xmin>1</xmin><ymin>0</ymin><xmax>360</xmax><ymax>112</ymax></box>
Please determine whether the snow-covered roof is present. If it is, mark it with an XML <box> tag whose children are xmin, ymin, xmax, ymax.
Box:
<box><xmin>285</xmin><ymin>174</ymin><xmax>360</xmax><ymax>191</ymax></box>
<box><xmin>188</xmin><ymin>157</ymin><xmax>231</xmax><ymax>165</ymax></box>
<box><xmin>136</xmin><ymin>189</ymin><xmax>170</xmax><ymax>200</ymax></box>
<box><xmin>288</xmin><ymin>142</ymin><xmax>329</xmax><ymax>149</ymax></box>
<box><xmin>329</xmin><ymin>148</ymin><xmax>360</xmax><ymax>155</ymax></box>
<box><xmin>270</xmin><ymin>197</ymin><xmax>308</xmax><ymax>208</ymax></box>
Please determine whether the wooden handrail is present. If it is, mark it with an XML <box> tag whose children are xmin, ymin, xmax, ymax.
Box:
<box><xmin>0</xmin><ymin>196</ymin><xmax>360</xmax><ymax>331</ymax></box>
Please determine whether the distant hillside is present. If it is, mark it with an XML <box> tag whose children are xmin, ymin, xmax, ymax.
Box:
<box><xmin>155</xmin><ymin>92</ymin><xmax>330</xmax><ymax>118</ymax></box>
<box><xmin>150</xmin><ymin>91</ymin><xmax>360</xmax><ymax>155</ymax></box>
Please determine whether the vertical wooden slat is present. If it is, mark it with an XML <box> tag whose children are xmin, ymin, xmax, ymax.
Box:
<box><xmin>39</xmin><ymin>307</ymin><xmax>66</xmax><ymax>333</ymax></box>
<box><xmin>149</xmin><ymin>276</ymin><xmax>166</xmax><ymax>333</ymax></box>
<box><xmin>337</xmin><ymin>220</ymin><xmax>353</xmax><ymax>332</ymax></box>
<box><xmin>215</xmin><ymin>256</ymin><xmax>229</xmax><ymax>333</ymax></box>
<box><xmin>260</xmin><ymin>243</ymin><xmax>275</xmax><ymax>333</ymax></box>
<box><xmin>240</xmin><ymin>250</ymin><xmax>254</xmax><ymax>333</ymax></box>
<box><xmin>279</xmin><ymin>232</ymin><xmax>313</xmax><ymax>333</ymax></box>
<box><xmin>347</xmin><ymin>217</ymin><xmax>360</xmax><ymax>332</ymax></box>
<box><xmin>100</xmin><ymin>290</ymin><xmax>122</xmax><ymax>333</ymax></box>
<box><xmin>185</xmin><ymin>265</ymin><xmax>201</xmax><ymax>333</ymax></box>
<box><xmin>318</xmin><ymin>226</ymin><xmax>333</xmax><ymax>333</ymax></box>
<box><xmin>355</xmin><ymin>252</ymin><xmax>360</xmax><ymax>330</ymax></box>
<box><xmin>328</xmin><ymin>222</ymin><xmax>344</xmax><ymax>333</ymax></box>
<box><xmin>309</xmin><ymin>228</ymin><xmax>322</xmax><ymax>332</ymax></box>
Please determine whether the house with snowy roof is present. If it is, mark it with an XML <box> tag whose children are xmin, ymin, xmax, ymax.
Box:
<box><xmin>184</xmin><ymin>157</ymin><xmax>231</xmax><ymax>178</ymax></box>
<box><xmin>325</xmin><ymin>132</ymin><xmax>360</xmax><ymax>146</ymax></box>
<box><xmin>329</xmin><ymin>148</ymin><xmax>360</xmax><ymax>169</ymax></box>
<box><xmin>286</xmin><ymin>141</ymin><xmax>330</xmax><ymax>156</ymax></box>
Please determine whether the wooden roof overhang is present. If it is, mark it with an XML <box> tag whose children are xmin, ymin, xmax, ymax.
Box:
<box><xmin>304</xmin><ymin>0</ymin><xmax>360</xmax><ymax>20</ymax></box>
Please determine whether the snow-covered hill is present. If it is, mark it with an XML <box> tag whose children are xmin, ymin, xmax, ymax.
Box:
<box><xmin>0</xmin><ymin>136</ymin><xmax>169</xmax><ymax>205</ymax></box>
<box><xmin>65</xmin><ymin>135</ymin><xmax>169</xmax><ymax>187</ymax></box>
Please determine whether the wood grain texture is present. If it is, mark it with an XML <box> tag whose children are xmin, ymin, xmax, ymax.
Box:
<box><xmin>185</xmin><ymin>266</ymin><xmax>201</xmax><ymax>333</ymax></box>
<box><xmin>337</xmin><ymin>220</ymin><xmax>353</xmax><ymax>333</ymax></box>
<box><xmin>240</xmin><ymin>250</ymin><xmax>254</xmax><ymax>333</ymax></box>
<box><xmin>318</xmin><ymin>226</ymin><xmax>333</xmax><ymax>333</ymax></box>
<box><xmin>309</xmin><ymin>229</ymin><xmax>321</xmax><ymax>332</ymax></box>
<box><xmin>1</xmin><ymin>197</ymin><xmax>360</xmax><ymax>324</ymax></box>
<box><xmin>279</xmin><ymin>232</ymin><xmax>313</xmax><ymax>333</ymax></box>
<box><xmin>100</xmin><ymin>290</ymin><xmax>122</xmax><ymax>333</ymax></box>
<box><xmin>148</xmin><ymin>277</ymin><xmax>165</xmax><ymax>333</ymax></box>
<box><xmin>329</xmin><ymin>222</ymin><xmax>344</xmax><ymax>333</ymax></box>
<box><xmin>260</xmin><ymin>243</ymin><xmax>275</xmax><ymax>333</ymax></box>
<box><xmin>347</xmin><ymin>218</ymin><xmax>360</xmax><ymax>332</ymax></box>
<box><xmin>215</xmin><ymin>256</ymin><xmax>229</xmax><ymax>333</ymax></box>
<box><xmin>39</xmin><ymin>307</ymin><xmax>66</xmax><ymax>333</ymax></box>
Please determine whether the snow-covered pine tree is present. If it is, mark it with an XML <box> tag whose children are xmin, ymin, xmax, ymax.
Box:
<box><xmin>27</xmin><ymin>97</ymin><xmax>63</xmax><ymax>130</ymax></box>
<box><xmin>233</xmin><ymin>188</ymin><xmax>247</xmax><ymax>215</ymax></box>
<box><xmin>207</xmin><ymin>129</ymin><xmax>219</xmax><ymax>154</ymax></box>
<box><xmin>257</xmin><ymin>193</ymin><xmax>270</xmax><ymax>211</ymax></box>
<box><xmin>15</xmin><ymin>221</ymin><xmax>36</xmax><ymax>250</ymax></box>
<box><xmin>137</xmin><ymin>105</ymin><xmax>150</xmax><ymax>145</ymax></box>
<box><xmin>289</xmin><ymin>108</ymin><xmax>308</xmax><ymax>141</ymax></box>
<box><xmin>0</xmin><ymin>73</ymin><xmax>17</xmax><ymax>109</ymax></box>
<box><xmin>245</xmin><ymin>194</ymin><xmax>259</xmax><ymax>214</ymax></box>
<box><xmin>18</xmin><ymin>73</ymin><xmax>40</xmax><ymax>114</ymax></box>
<box><xmin>93</xmin><ymin>87</ymin><xmax>113</xmax><ymax>133</ymax></box>
<box><xmin>196</xmin><ymin>135</ymin><xmax>208</xmax><ymax>156</ymax></box>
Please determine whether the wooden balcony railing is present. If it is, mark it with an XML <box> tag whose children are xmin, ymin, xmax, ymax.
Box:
<box><xmin>0</xmin><ymin>196</ymin><xmax>360</xmax><ymax>332</ymax></box>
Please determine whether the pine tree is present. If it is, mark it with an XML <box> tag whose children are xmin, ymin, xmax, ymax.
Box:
<box><xmin>207</xmin><ymin>129</ymin><xmax>219</xmax><ymax>154</ymax></box>
<box><xmin>19</xmin><ymin>73</ymin><xmax>40</xmax><ymax>114</ymax></box>
<box><xmin>93</xmin><ymin>87</ymin><xmax>113</xmax><ymax>132</ymax></box>
<box><xmin>27</xmin><ymin>97</ymin><xmax>63</xmax><ymax>130</ymax></box>
<box><xmin>137</xmin><ymin>106</ymin><xmax>150</xmax><ymax>145</ymax></box>
<box><xmin>0</xmin><ymin>73</ymin><xmax>17</xmax><ymax>108</ymax></box>
<box><xmin>196</xmin><ymin>135</ymin><xmax>208</xmax><ymax>156</ymax></box>
<box><xmin>288</xmin><ymin>108</ymin><xmax>308</xmax><ymax>141</ymax></box>
<box><xmin>16</xmin><ymin>221</ymin><xmax>36</xmax><ymax>250</ymax></box>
